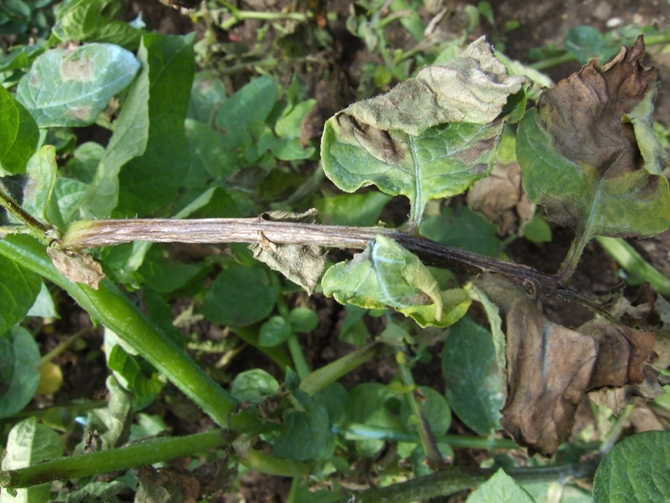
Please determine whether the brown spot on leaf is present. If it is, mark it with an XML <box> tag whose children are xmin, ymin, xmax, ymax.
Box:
<box><xmin>337</xmin><ymin>113</ymin><xmax>408</xmax><ymax>166</ymax></box>
<box><xmin>60</xmin><ymin>56</ymin><xmax>95</xmax><ymax>82</ymax></box>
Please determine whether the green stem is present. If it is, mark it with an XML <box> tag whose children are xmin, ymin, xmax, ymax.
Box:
<box><xmin>556</xmin><ymin>232</ymin><xmax>590</xmax><ymax>283</ymax></box>
<box><xmin>230</xmin><ymin>326</ymin><xmax>293</xmax><ymax>371</ymax></box>
<box><xmin>0</xmin><ymin>429</ymin><xmax>230</xmax><ymax>489</ymax></box>
<box><xmin>530</xmin><ymin>52</ymin><xmax>577</xmax><ymax>71</ymax></box>
<box><xmin>396</xmin><ymin>352</ymin><xmax>442</xmax><ymax>468</ymax></box>
<box><xmin>275</xmin><ymin>283</ymin><xmax>311</xmax><ymax>378</ymax></box>
<box><xmin>233</xmin><ymin>435</ymin><xmax>312</xmax><ymax>477</ymax></box>
<box><xmin>595</xmin><ymin>236</ymin><xmax>670</xmax><ymax>296</ymax></box>
<box><xmin>333</xmin><ymin>461</ymin><xmax>598</xmax><ymax>502</ymax></box>
<box><xmin>0</xmin><ymin>185</ymin><xmax>51</xmax><ymax>239</ymax></box>
<box><xmin>600</xmin><ymin>404</ymin><xmax>634</xmax><ymax>455</ymax></box>
<box><xmin>299</xmin><ymin>342</ymin><xmax>383</xmax><ymax>396</ymax></box>
<box><xmin>0</xmin><ymin>235</ymin><xmax>240</xmax><ymax>429</ymax></box>
<box><xmin>40</xmin><ymin>329</ymin><xmax>85</xmax><ymax>366</ymax></box>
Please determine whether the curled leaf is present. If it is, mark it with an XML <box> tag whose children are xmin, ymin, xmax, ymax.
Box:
<box><xmin>475</xmin><ymin>274</ymin><xmax>597</xmax><ymax>456</ymax></box>
<box><xmin>322</xmin><ymin>234</ymin><xmax>470</xmax><ymax>328</ymax></box>
<box><xmin>249</xmin><ymin>209</ymin><xmax>325</xmax><ymax>294</ymax></box>
<box><xmin>475</xmin><ymin>273</ymin><xmax>662</xmax><ymax>455</ymax></box>
<box><xmin>47</xmin><ymin>246</ymin><xmax>105</xmax><ymax>290</ymax></box>
<box><xmin>517</xmin><ymin>36</ymin><xmax>670</xmax><ymax>279</ymax></box>
<box><xmin>322</xmin><ymin>37</ymin><xmax>528</xmax><ymax>226</ymax></box>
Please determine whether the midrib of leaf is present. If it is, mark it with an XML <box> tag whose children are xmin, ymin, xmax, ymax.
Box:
<box><xmin>371</xmin><ymin>243</ymin><xmax>401</xmax><ymax>305</ymax></box>
<box><xmin>408</xmin><ymin>135</ymin><xmax>423</xmax><ymax>228</ymax></box>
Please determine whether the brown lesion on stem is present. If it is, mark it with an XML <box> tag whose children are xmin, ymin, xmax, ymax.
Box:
<box><xmin>58</xmin><ymin>217</ymin><xmax>612</xmax><ymax>318</ymax></box>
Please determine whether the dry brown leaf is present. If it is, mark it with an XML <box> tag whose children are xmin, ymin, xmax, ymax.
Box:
<box><xmin>47</xmin><ymin>246</ymin><xmax>105</xmax><ymax>290</ymax></box>
<box><xmin>466</xmin><ymin>162</ymin><xmax>535</xmax><ymax>236</ymax></box>
<box><xmin>589</xmin><ymin>366</ymin><xmax>665</xmax><ymax>415</ymax></box>
<box><xmin>475</xmin><ymin>274</ymin><xmax>597</xmax><ymax>456</ymax></box>
<box><xmin>475</xmin><ymin>274</ymin><xmax>663</xmax><ymax>456</ymax></box>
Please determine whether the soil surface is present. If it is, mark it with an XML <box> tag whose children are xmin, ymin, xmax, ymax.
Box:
<box><xmin>21</xmin><ymin>0</ymin><xmax>670</xmax><ymax>501</ymax></box>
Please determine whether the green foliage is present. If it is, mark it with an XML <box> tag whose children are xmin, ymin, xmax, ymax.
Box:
<box><xmin>322</xmin><ymin>234</ymin><xmax>471</xmax><ymax>328</ymax></box>
<box><xmin>467</xmin><ymin>469</ymin><xmax>535</xmax><ymax>502</ymax></box>
<box><xmin>16</xmin><ymin>43</ymin><xmax>140</xmax><ymax>128</ymax></box>
<box><xmin>1</xmin><ymin>417</ymin><xmax>63</xmax><ymax>503</ymax></box>
<box><xmin>0</xmin><ymin>86</ymin><xmax>38</xmax><ymax>175</ymax></box>
<box><xmin>201</xmin><ymin>264</ymin><xmax>278</xmax><ymax>326</ymax></box>
<box><xmin>442</xmin><ymin>316</ymin><xmax>503</xmax><ymax>435</ymax></box>
<box><xmin>593</xmin><ymin>431</ymin><xmax>670</xmax><ymax>502</ymax></box>
<box><xmin>1</xmin><ymin>3</ymin><xmax>670</xmax><ymax>502</ymax></box>
<box><xmin>0</xmin><ymin>326</ymin><xmax>41</xmax><ymax>419</ymax></box>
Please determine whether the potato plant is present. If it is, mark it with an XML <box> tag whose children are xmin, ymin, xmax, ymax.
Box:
<box><xmin>1</xmin><ymin>1</ymin><xmax>670</xmax><ymax>502</ymax></box>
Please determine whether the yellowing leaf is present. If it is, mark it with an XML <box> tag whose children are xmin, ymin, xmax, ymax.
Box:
<box><xmin>322</xmin><ymin>235</ymin><xmax>470</xmax><ymax>328</ymax></box>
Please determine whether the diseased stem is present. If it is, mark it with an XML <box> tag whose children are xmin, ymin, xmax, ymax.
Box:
<box><xmin>333</xmin><ymin>461</ymin><xmax>598</xmax><ymax>503</ymax></box>
<box><xmin>59</xmin><ymin>217</ymin><xmax>611</xmax><ymax>317</ymax></box>
<box><xmin>0</xmin><ymin>429</ymin><xmax>230</xmax><ymax>489</ymax></box>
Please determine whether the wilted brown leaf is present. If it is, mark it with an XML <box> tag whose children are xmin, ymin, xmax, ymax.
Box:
<box><xmin>475</xmin><ymin>274</ymin><xmax>597</xmax><ymax>456</ymax></box>
<box><xmin>135</xmin><ymin>465</ymin><xmax>200</xmax><ymax>503</ymax></box>
<box><xmin>466</xmin><ymin>162</ymin><xmax>535</xmax><ymax>236</ymax></box>
<box><xmin>475</xmin><ymin>274</ymin><xmax>663</xmax><ymax>456</ymax></box>
<box><xmin>47</xmin><ymin>246</ymin><xmax>105</xmax><ymax>290</ymax></box>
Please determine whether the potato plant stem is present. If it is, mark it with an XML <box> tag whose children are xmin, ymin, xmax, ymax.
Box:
<box><xmin>396</xmin><ymin>354</ymin><xmax>443</xmax><ymax>469</ymax></box>
<box><xmin>334</xmin><ymin>461</ymin><xmax>598</xmax><ymax>502</ymax></box>
<box><xmin>0</xmin><ymin>429</ymin><xmax>229</xmax><ymax>489</ymax></box>
<box><xmin>60</xmin><ymin>217</ymin><xmax>610</xmax><ymax>317</ymax></box>
<box><xmin>299</xmin><ymin>342</ymin><xmax>383</xmax><ymax>396</ymax></box>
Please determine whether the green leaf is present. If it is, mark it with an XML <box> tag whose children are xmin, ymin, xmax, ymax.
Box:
<box><xmin>201</xmin><ymin>264</ymin><xmax>278</xmax><ymax>327</ymax></box>
<box><xmin>564</xmin><ymin>25</ymin><xmax>620</xmax><ymax>65</ymax></box>
<box><xmin>0</xmin><ymin>326</ymin><xmax>41</xmax><ymax>419</ymax></box>
<box><xmin>314</xmin><ymin>192</ymin><xmax>392</xmax><ymax>226</ymax></box>
<box><xmin>517</xmin><ymin>39</ymin><xmax>670</xmax><ymax>278</ymax></box>
<box><xmin>0</xmin><ymin>84</ymin><xmax>38</xmax><ymax>175</ymax></box>
<box><xmin>322</xmin><ymin>234</ymin><xmax>471</xmax><ymax>328</ymax></box>
<box><xmin>272</xmin><ymin>401</ymin><xmax>331</xmax><ymax>461</ymax></box>
<box><xmin>1</xmin><ymin>417</ymin><xmax>63</xmax><ymax>503</ymax></box>
<box><xmin>230</xmin><ymin>368</ymin><xmax>280</xmax><ymax>403</ymax></box>
<box><xmin>321</xmin><ymin>38</ymin><xmax>528</xmax><ymax>225</ymax></box>
<box><xmin>114</xmin><ymin>34</ymin><xmax>195</xmax><ymax>216</ymax></box>
<box><xmin>79</xmin><ymin>34</ymin><xmax>193</xmax><ymax>219</ymax></box>
<box><xmin>593</xmin><ymin>431</ymin><xmax>670</xmax><ymax>502</ymax></box>
<box><xmin>53</xmin><ymin>0</ymin><xmax>142</xmax><ymax>49</ymax></box>
<box><xmin>26</xmin><ymin>282</ymin><xmax>59</xmax><ymax>319</ymax></box>
<box><xmin>185</xmin><ymin>119</ymin><xmax>240</xmax><ymax>180</ymax></box>
<box><xmin>275</xmin><ymin>99</ymin><xmax>316</xmax><ymax>139</ymax></box>
<box><xmin>16</xmin><ymin>43</ymin><xmax>140</xmax><ymax>127</ymax></box>
<box><xmin>339</xmin><ymin>304</ymin><xmax>370</xmax><ymax>346</ymax></box>
<box><xmin>107</xmin><ymin>344</ymin><xmax>164</xmax><ymax>410</ymax></box>
<box><xmin>420</xmin><ymin>206</ymin><xmax>502</xmax><ymax>257</ymax></box>
<box><xmin>187</xmin><ymin>71</ymin><xmax>228</xmax><ymax>123</ymax></box>
<box><xmin>22</xmin><ymin>145</ymin><xmax>65</xmax><ymax>228</ymax></box>
<box><xmin>400</xmin><ymin>385</ymin><xmax>451</xmax><ymax>436</ymax></box>
<box><xmin>66</xmin><ymin>141</ymin><xmax>105</xmax><ymax>184</ymax></box>
<box><xmin>0</xmin><ymin>255</ymin><xmax>42</xmax><ymax>337</ymax></box>
<box><xmin>466</xmin><ymin>468</ymin><xmax>536</xmax><ymax>503</ymax></box>
<box><xmin>289</xmin><ymin>307</ymin><xmax>319</xmax><ymax>333</ymax></box>
<box><xmin>442</xmin><ymin>315</ymin><xmax>503</xmax><ymax>435</ymax></box>
<box><xmin>259</xmin><ymin>316</ymin><xmax>292</xmax><ymax>347</ymax></box>
<box><xmin>215</xmin><ymin>76</ymin><xmax>277</xmax><ymax>146</ymax></box>
<box><xmin>136</xmin><ymin>245</ymin><xmax>204</xmax><ymax>294</ymax></box>
<box><xmin>54</xmin><ymin>177</ymin><xmax>89</xmax><ymax>224</ymax></box>
<box><xmin>345</xmin><ymin>382</ymin><xmax>401</xmax><ymax>457</ymax></box>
